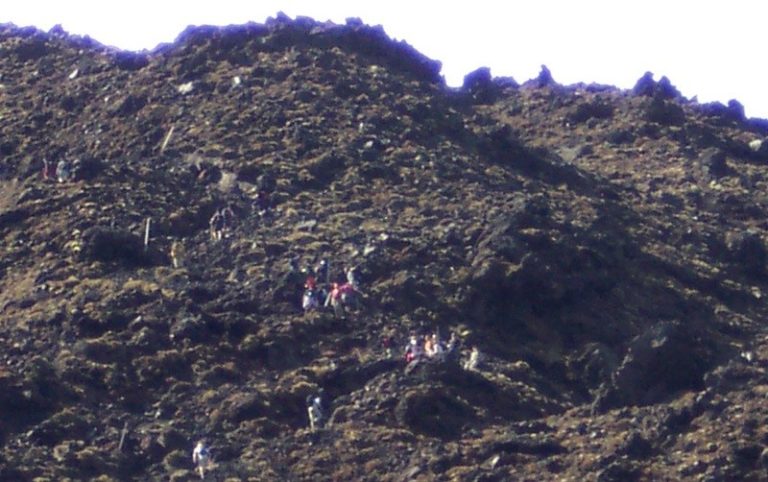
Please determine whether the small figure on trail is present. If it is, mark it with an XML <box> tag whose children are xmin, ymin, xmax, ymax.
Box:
<box><xmin>446</xmin><ymin>332</ymin><xmax>458</xmax><ymax>351</ymax></box>
<box><xmin>463</xmin><ymin>346</ymin><xmax>482</xmax><ymax>371</ymax></box>
<box><xmin>405</xmin><ymin>335</ymin><xmax>424</xmax><ymax>364</ymax></box>
<box><xmin>221</xmin><ymin>204</ymin><xmax>236</xmax><ymax>233</ymax></box>
<box><xmin>446</xmin><ymin>332</ymin><xmax>459</xmax><ymax>354</ymax></box>
<box><xmin>315</xmin><ymin>258</ymin><xmax>329</xmax><ymax>286</ymax></box>
<box><xmin>209</xmin><ymin>209</ymin><xmax>225</xmax><ymax>241</ymax></box>
<box><xmin>345</xmin><ymin>265</ymin><xmax>359</xmax><ymax>290</ymax></box>
<box><xmin>192</xmin><ymin>440</ymin><xmax>212</xmax><ymax>479</ymax></box>
<box><xmin>307</xmin><ymin>390</ymin><xmax>325</xmax><ymax>432</ymax></box>
<box><xmin>170</xmin><ymin>239</ymin><xmax>185</xmax><ymax>269</ymax></box>
<box><xmin>338</xmin><ymin>282</ymin><xmax>359</xmax><ymax>309</ymax></box>
<box><xmin>279</xmin><ymin>257</ymin><xmax>305</xmax><ymax>303</ymax></box>
<box><xmin>305</xmin><ymin>273</ymin><xmax>317</xmax><ymax>291</ymax></box>
<box><xmin>423</xmin><ymin>333</ymin><xmax>445</xmax><ymax>358</ymax></box>
<box><xmin>56</xmin><ymin>159</ymin><xmax>71</xmax><ymax>183</ymax></box>
<box><xmin>325</xmin><ymin>282</ymin><xmax>359</xmax><ymax>318</ymax></box>
<box><xmin>256</xmin><ymin>190</ymin><xmax>271</xmax><ymax>217</ymax></box>
<box><xmin>302</xmin><ymin>289</ymin><xmax>319</xmax><ymax>312</ymax></box>
<box><xmin>424</xmin><ymin>334</ymin><xmax>435</xmax><ymax>357</ymax></box>
<box><xmin>429</xmin><ymin>333</ymin><xmax>444</xmax><ymax>357</ymax></box>
<box><xmin>42</xmin><ymin>158</ymin><xmax>55</xmax><ymax>181</ymax></box>
<box><xmin>325</xmin><ymin>282</ymin><xmax>345</xmax><ymax>318</ymax></box>
<box><xmin>382</xmin><ymin>334</ymin><xmax>395</xmax><ymax>359</ymax></box>
<box><xmin>285</xmin><ymin>257</ymin><xmax>304</xmax><ymax>287</ymax></box>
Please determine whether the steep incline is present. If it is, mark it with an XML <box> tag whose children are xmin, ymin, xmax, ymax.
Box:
<box><xmin>1</xmin><ymin>16</ymin><xmax>768</xmax><ymax>481</ymax></box>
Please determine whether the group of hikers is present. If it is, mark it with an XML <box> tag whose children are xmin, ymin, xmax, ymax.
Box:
<box><xmin>189</xmin><ymin>333</ymin><xmax>484</xmax><ymax>478</ymax></box>
<box><xmin>208</xmin><ymin>205</ymin><xmax>237</xmax><ymax>242</ymax></box>
<box><xmin>41</xmin><ymin>158</ymin><xmax>77</xmax><ymax>183</ymax></box>
<box><xmin>208</xmin><ymin>191</ymin><xmax>272</xmax><ymax>242</ymax></box>
<box><xmin>37</xmin><ymin>157</ymin><xmax>487</xmax><ymax>479</ymax></box>
<box><xmin>394</xmin><ymin>330</ymin><xmax>482</xmax><ymax>371</ymax></box>
<box><xmin>291</xmin><ymin>257</ymin><xmax>362</xmax><ymax>319</ymax></box>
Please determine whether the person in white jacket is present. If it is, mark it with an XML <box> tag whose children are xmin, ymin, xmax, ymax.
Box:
<box><xmin>464</xmin><ymin>346</ymin><xmax>482</xmax><ymax>371</ymax></box>
<box><xmin>192</xmin><ymin>440</ymin><xmax>211</xmax><ymax>479</ymax></box>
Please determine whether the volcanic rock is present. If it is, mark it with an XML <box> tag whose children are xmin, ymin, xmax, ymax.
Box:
<box><xmin>1</xmin><ymin>15</ymin><xmax>768</xmax><ymax>482</ymax></box>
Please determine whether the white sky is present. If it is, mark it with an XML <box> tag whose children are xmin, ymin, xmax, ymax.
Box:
<box><xmin>2</xmin><ymin>1</ymin><xmax>767</xmax><ymax>119</ymax></box>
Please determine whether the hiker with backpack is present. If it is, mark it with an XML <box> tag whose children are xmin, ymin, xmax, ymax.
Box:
<box><xmin>307</xmin><ymin>390</ymin><xmax>325</xmax><ymax>432</ymax></box>
<box><xmin>192</xmin><ymin>440</ymin><xmax>212</xmax><ymax>479</ymax></box>
<box><xmin>56</xmin><ymin>159</ymin><xmax>71</xmax><ymax>183</ymax></box>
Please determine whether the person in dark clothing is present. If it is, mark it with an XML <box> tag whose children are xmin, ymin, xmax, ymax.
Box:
<box><xmin>256</xmin><ymin>190</ymin><xmax>271</xmax><ymax>216</ymax></box>
<box><xmin>315</xmin><ymin>258</ymin><xmax>329</xmax><ymax>286</ymax></box>
<box><xmin>221</xmin><ymin>205</ymin><xmax>236</xmax><ymax>237</ymax></box>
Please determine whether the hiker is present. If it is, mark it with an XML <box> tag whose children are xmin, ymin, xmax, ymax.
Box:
<box><xmin>302</xmin><ymin>289</ymin><xmax>319</xmax><ymax>312</ymax></box>
<box><xmin>345</xmin><ymin>265</ymin><xmax>359</xmax><ymax>290</ymax></box>
<box><xmin>424</xmin><ymin>333</ymin><xmax>444</xmax><ymax>358</ymax></box>
<box><xmin>429</xmin><ymin>333</ymin><xmax>444</xmax><ymax>357</ymax></box>
<box><xmin>424</xmin><ymin>334</ymin><xmax>435</xmax><ymax>357</ymax></box>
<box><xmin>338</xmin><ymin>282</ymin><xmax>359</xmax><ymax>309</ymax></box>
<box><xmin>446</xmin><ymin>332</ymin><xmax>458</xmax><ymax>352</ymax></box>
<box><xmin>382</xmin><ymin>334</ymin><xmax>395</xmax><ymax>358</ymax></box>
<box><xmin>192</xmin><ymin>440</ymin><xmax>212</xmax><ymax>479</ymax></box>
<box><xmin>56</xmin><ymin>159</ymin><xmax>70</xmax><ymax>183</ymax></box>
<box><xmin>315</xmin><ymin>258</ymin><xmax>329</xmax><ymax>286</ymax></box>
<box><xmin>307</xmin><ymin>390</ymin><xmax>325</xmax><ymax>432</ymax></box>
<box><xmin>42</xmin><ymin>159</ymin><xmax>55</xmax><ymax>180</ymax></box>
<box><xmin>325</xmin><ymin>283</ymin><xmax>345</xmax><ymax>318</ymax></box>
<box><xmin>221</xmin><ymin>204</ymin><xmax>236</xmax><ymax>235</ymax></box>
<box><xmin>446</xmin><ymin>332</ymin><xmax>460</xmax><ymax>355</ymax></box>
<box><xmin>307</xmin><ymin>267</ymin><xmax>328</xmax><ymax>308</ymax></box>
<box><xmin>256</xmin><ymin>190</ymin><xmax>271</xmax><ymax>216</ymax></box>
<box><xmin>463</xmin><ymin>346</ymin><xmax>482</xmax><ymax>371</ymax></box>
<box><xmin>285</xmin><ymin>257</ymin><xmax>304</xmax><ymax>288</ymax></box>
<box><xmin>405</xmin><ymin>336</ymin><xmax>424</xmax><ymax>364</ymax></box>
<box><xmin>170</xmin><ymin>240</ymin><xmax>185</xmax><ymax>268</ymax></box>
<box><xmin>305</xmin><ymin>272</ymin><xmax>317</xmax><ymax>291</ymax></box>
<box><xmin>209</xmin><ymin>210</ymin><xmax>225</xmax><ymax>241</ymax></box>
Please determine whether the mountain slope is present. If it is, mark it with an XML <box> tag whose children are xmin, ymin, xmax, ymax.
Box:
<box><xmin>1</xmin><ymin>16</ymin><xmax>768</xmax><ymax>481</ymax></box>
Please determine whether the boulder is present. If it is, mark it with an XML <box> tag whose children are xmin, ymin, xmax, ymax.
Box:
<box><xmin>80</xmin><ymin>227</ymin><xmax>156</xmax><ymax>266</ymax></box>
<box><xmin>169</xmin><ymin>315</ymin><xmax>211</xmax><ymax>343</ymax></box>
<box><xmin>567</xmin><ymin>100</ymin><xmax>614</xmax><ymax>124</ymax></box>
<box><xmin>113</xmin><ymin>51</ymin><xmax>149</xmax><ymax>71</ymax></box>
<box><xmin>462</xmin><ymin>67</ymin><xmax>499</xmax><ymax>104</ymax></box>
<box><xmin>395</xmin><ymin>386</ymin><xmax>475</xmax><ymax>438</ymax></box>
<box><xmin>699</xmin><ymin>148</ymin><xmax>730</xmax><ymax>178</ymax></box>
<box><xmin>616</xmin><ymin>432</ymin><xmax>654</xmax><ymax>459</ymax></box>
<box><xmin>592</xmin><ymin>320</ymin><xmax>714</xmax><ymax>413</ymax></box>
<box><xmin>605</xmin><ymin>129</ymin><xmax>635</xmax><ymax>145</ymax></box>
<box><xmin>645</xmin><ymin>96</ymin><xmax>685</xmax><ymax>125</ymax></box>
<box><xmin>632</xmin><ymin>72</ymin><xmax>680</xmax><ymax>99</ymax></box>
<box><xmin>726</xmin><ymin>230</ymin><xmax>767</xmax><ymax>277</ymax></box>
<box><xmin>700</xmin><ymin>100</ymin><xmax>746</xmax><ymax>124</ymax></box>
<box><xmin>532</xmin><ymin>65</ymin><xmax>555</xmax><ymax>88</ymax></box>
<box><xmin>632</xmin><ymin>72</ymin><xmax>656</xmax><ymax>97</ymax></box>
<box><xmin>210</xmin><ymin>391</ymin><xmax>268</xmax><ymax>428</ymax></box>
<box><xmin>655</xmin><ymin>76</ymin><xmax>681</xmax><ymax>99</ymax></box>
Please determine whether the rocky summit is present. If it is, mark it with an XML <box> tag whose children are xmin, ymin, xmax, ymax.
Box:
<box><xmin>1</xmin><ymin>14</ymin><xmax>768</xmax><ymax>482</ymax></box>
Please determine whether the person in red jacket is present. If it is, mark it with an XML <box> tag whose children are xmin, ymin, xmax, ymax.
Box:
<box><xmin>325</xmin><ymin>283</ymin><xmax>344</xmax><ymax>318</ymax></box>
<box><xmin>305</xmin><ymin>273</ymin><xmax>317</xmax><ymax>291</ymax></box>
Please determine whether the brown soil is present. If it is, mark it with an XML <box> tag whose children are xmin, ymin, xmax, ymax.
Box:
<box><xmin>1</xmin><ymin>16</ymin><xmax>768</xmax><ymax>481</ymax></box>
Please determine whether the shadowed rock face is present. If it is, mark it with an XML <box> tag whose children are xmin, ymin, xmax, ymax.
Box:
<box><xmin>1</xmin><ymin>16</ymin><xmax>768</xmax><ymax>481</ymax></box>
